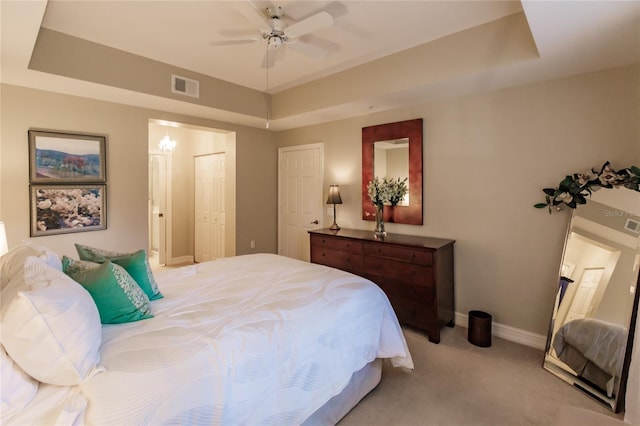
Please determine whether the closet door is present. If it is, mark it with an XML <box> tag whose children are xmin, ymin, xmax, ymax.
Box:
<box><xmin>195</xmin><ymin>153</ymin><xmax>226</xmax><ymax>262</ymax></box>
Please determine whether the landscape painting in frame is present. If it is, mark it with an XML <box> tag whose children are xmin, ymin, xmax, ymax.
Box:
<box><xmin>30</xmin><ymin>185</ymin><xmax>106</xmax><ymax>236</ymax></box>
<box><xmin>29</xmin><ymin>130</ymin><xmax>106</xmax><ymax>183</ymax></box>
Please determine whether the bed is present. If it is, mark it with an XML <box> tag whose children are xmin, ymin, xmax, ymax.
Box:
<box><xmin>552</xmin><ymin>318</ymin><xmax>627</xmax><ymax>397</ymax></box>
<box><xmin>1</xmin><ymin>243</ymin><xmax>413</xmax><ymax>425</ymax></box>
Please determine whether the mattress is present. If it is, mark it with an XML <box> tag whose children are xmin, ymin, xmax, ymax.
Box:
<box><xmin>9</xmin><ymin>253</ymin><xmax>413</xmax><ymax>425</ymax></box>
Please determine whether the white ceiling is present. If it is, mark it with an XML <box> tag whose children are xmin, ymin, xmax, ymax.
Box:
<box><xmin>1</xmin><ymin>0</ymin><xmax>639</xmax><ymax>130</ymax></box>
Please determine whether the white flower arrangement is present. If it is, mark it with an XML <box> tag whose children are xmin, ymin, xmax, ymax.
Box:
<box><xmin>534</xmin><ymin>161</ymin><xmax>639</xmax><ymax>214</ymax></box>
<box><xmin>367</xmin><ymin>176</ymin><xmax>408</xmax><ymax>206</ymax></box>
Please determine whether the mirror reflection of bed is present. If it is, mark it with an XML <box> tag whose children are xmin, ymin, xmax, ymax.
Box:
<box><xmin>543</xmin><ymin>187</ymin><xmax>640</xmax><ymax>412</ymax></box>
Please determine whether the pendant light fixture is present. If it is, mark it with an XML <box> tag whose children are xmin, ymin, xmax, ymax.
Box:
<box><xmin>158</xmin><ymin>132</ymin><xmax>177</xmax><ymax>152</ymax></box>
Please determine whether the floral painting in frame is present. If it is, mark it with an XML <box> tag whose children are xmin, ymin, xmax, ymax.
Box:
<box><xmin>28</xmin><ymin>129</ymin><xmax>106</xmax><ymax>183</ymax></box>
<box><xmin>30</xmin><ymin>185</ymin><xmax>106</xmax><ymax>236</ymax></box>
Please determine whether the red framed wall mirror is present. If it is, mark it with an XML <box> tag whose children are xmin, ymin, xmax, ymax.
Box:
<box><xmin>362</xmin><ymin>118</ymin><xmax>423</xmax><ymax>225</ymax></box>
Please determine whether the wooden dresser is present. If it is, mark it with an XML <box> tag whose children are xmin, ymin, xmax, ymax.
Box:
<box><xmin>309</xmin><ymin>228</ymin><xmax>455</xmax><ymax>343</ymax></box>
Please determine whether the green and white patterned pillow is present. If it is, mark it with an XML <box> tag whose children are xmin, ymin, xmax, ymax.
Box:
<box><xmin>63</xmin><ymin>256</ymin><xmax>153</xmax><ymax>324</ymax></box>
<box><xmin>62</xmin><ymin>257</ymin><xmax>100</xmax><ymax>274</ymax></box>
<box><xmin>74</xmin><ymin>244</ymin><xmax>163</xmax><ymax>301</ymax></box>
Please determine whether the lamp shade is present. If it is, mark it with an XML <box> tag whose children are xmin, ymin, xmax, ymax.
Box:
<box><xmin>326</xmin><ymin>185</ymin><xmax>343</xmax><ymax>205</ymax></box>
<box><xmin>0</xmin><ymin>222</ymin><xmax>8</xmax><ymax>256</ymax></box>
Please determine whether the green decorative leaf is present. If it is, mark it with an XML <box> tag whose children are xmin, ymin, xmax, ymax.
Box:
<box><xmin>534</xmin><ymin>161</ymin><xmax>640</xmax><ymax>214</ymax></box>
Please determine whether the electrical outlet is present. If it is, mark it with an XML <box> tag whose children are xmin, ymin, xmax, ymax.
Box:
<box><xmin>327</xmin><ymin>207</ymin><xmax>333</xmax><ymax>216</ymax></box>
<box><xmin>250</xmin><ymin>240</ymin><xmax>256</xmax><ymax>249</ymax></box>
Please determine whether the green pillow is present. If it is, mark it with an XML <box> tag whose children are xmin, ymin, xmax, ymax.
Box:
<box><xmin>74</xmin><ymin>244</ymin><xmax>163</xmax><ymax>301</ymax></box>
<box><xmin>63</xmin><ymin>256</ymin><xmax>153</xmax><ymax>324</ymax></box>
<box><xmin>62</xmin><ymin>257</ymin><xmax>99</xmax><ymax>273</ymax></box>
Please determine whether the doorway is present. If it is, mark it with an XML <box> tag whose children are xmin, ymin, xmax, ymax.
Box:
<box><xmin>149</xmin><ymin>152</ymin><xmax>170</xmax><ymax>265</ymax></box>
<box><xmin>148</xmin><ymin>120</ymin><xmax>236</xmax><ymax>265</ymax></box>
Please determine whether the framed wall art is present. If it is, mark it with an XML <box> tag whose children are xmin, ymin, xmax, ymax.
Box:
<box><xmin>28</xmin><ymin>129</ymin><xmax>106</xmax><ymax>183</ymax></box>
<box><xmin>30</xmin><ymin>184</ymin><xmax>107</xmax><ymax>236</ymax></box>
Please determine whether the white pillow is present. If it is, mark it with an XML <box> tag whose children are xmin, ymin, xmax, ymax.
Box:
<box><xmin>0</xmin><ymin>245</ymin><xmax>40</xmax><ymax>290</ymax></box>
<box><xmin>21</xmin><ymin>240</ymin><xmax>63</xmax><ymax>271</ymax></box>
<box><xmin>0</xmin><ymin>345</ymin><xmax>38</xmax><ymax>423</ymax></box>
<box><xmin>0</xmin><ymin>242</ymin><xmax>62</xmax><ymax>311</ymax></box>
<box><xmin>1</xmin><ymin>256</ymin><xmax>105</xmax><ymax>386</ymax></box>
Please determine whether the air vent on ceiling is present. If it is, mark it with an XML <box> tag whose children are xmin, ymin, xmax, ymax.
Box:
<box><xmin>625</xmin><ymin>218</ymin><xmax>640</xmax><ymax>234</ymax></box>
<box><xmin>171</xmin><ymin>75</ymin><xmax>199</xmax><ymax>98</ymax></box>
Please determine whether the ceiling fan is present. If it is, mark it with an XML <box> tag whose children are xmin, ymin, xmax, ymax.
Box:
<box><xmin>210</xmin><ymin>3</ymin><xmax>335</xmax><ymax>68</ymax></box>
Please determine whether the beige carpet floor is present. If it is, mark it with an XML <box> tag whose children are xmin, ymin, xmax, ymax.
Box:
<box><xmin>339</xmin><ymin>326</ymin><xmax>625</xmax><ymax>426</ymax></box>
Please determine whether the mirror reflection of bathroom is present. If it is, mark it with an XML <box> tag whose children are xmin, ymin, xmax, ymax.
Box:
<box><xmin>544</xmin><ymin>187</ymin><xmax>640</xmax><ymax>411</ymax></box>
<box><xmin>373</xmin><ymin>138</ymin><xmax>409</xmax><ymax>206</ymax></box>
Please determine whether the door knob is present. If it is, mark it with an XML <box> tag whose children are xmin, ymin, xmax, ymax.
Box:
<box><xmin>158</xmin><ymin>213</ymin><xmax>164</xmax><ymax>218</ymax></box>
<box><xmin>311</xmin><ymin>220</ymin><xmax>319</xmax><ymax>224</ymax></box>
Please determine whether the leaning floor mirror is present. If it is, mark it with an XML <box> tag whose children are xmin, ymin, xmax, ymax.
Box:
<box><xmin>543</xmin><ymin>187</ymin><xmax>640</xmax><ymax>412</ymax></box>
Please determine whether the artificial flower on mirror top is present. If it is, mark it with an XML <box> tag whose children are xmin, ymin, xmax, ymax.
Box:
<box><xmin>534</xmin><ymin>161</ymin><xmax>640</xmax><ymax>214</ymax></box>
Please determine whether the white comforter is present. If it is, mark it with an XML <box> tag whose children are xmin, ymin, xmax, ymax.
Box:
<box><xmin>14</xmin><ymin>253</ymin><xmax>413</xmax><ymax>425</ymax></box>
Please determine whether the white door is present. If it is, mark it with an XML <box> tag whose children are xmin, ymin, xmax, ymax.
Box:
<box><xmin>149</xmin><ymin>154</ymin><xmax>167</xmax><ymax>265</ymax></box>
<box><xmin>210</xmin><ymin>153</ymin><xmax>226</xmax><ymax>260</ymax></box>
<box><xmin>566</xmin><ymin>268</ymin><xmax>604</xmax><ymax>322</ymax></box>
<box><xmin>195</xmin><ymin>154</ymin><xmax>226</xmax><ymax>262</ymax></box>
<box><xmin>278</xmin><ymin>144</ymin><xmax>323</xmax><ymax>261</ymax></box>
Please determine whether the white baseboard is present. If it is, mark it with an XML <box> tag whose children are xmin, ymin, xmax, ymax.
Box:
<box><xmin>167</xmin><ymin>255</ymin><xmax>194</xmax><ymax>266</ymax></box>
<box><xmin>454</xmin><ymin>311</ymin><xmax>547</xmax><ymax>350</ymax></box>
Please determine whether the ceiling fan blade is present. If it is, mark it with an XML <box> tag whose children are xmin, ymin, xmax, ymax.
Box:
<box><xmin>235</xmin><ymin>2</ymin><xmax>271</xmax><ymax>33</ymax></box>
<box><xmin>261</xmin><ymin>48</ymin><xmax>279</xmax><ymax>69</ymax></box>
<box><xmin>284</xmin><ymin>11</ymin><xmax>333</xmax><ymax>38</ymax></box>
<box><xmin>287</xmin><ymin>40</ymin><xmax>332</xmax><ymax>60</ymax></box>
<box><xmin>209</xmin><ymin>38</ymin><xmax>260</xmax><ymax>47</ymax></box>
<box><xmin>219</xmin><ymin>28</ymin><xmax>262</xmax><ymax>38</ymax></box>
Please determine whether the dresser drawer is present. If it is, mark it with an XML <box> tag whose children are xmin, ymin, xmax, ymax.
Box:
<box><xmin>371</xmin><ymin>275</ymin><xmax>434</xmax><ymax>304</ymax></box>
<box><xmin>311</xmin><ymin>248</ymin><xmax>363</xmax><ymax>274</ymax></box>
<box><xmin>363</xmin><ymin>242</ymin><xmax>433</xmax><ymax>266</ymax></box>
<box><xmin>386</xmin><ymin>296</ymin><xmax>434</xmax><ymax>331</ymax></box>
<box><xmin>363</xmin><ymin>256</ymin><xmax>434</xmax><ymax>286</ymax></box>
<box><xmin>310</xmin><ymin>234</ymin><xmax>362</xmax><ymax>254</ymax></box>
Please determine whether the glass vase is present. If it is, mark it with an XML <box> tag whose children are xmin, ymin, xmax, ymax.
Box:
<box><xmin>374</xmin><ymin>203</ymin><xmax>386</xmax><ymax>239</ymax></box>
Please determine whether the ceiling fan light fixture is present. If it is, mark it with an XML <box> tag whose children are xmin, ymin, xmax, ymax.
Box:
<box><xmin>267</xmin><ymin>36</ymin><xmax>283</xmax><ymax>50</ymax></box>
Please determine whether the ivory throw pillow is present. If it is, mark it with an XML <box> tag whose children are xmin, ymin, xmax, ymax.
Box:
<box><xmin>1</xmin><ymin>243</ymin><xmax>63</xmax><ymax>312</ymax></box>
<box><xmin>1</xmin><ymin>256</ymin><xmax>104</xmax><ymax>386</ymax></box>
<box><xmin>75</xmin><ymin>244</ymin><xmax>163</xmax><ymax>300</ymax></box>
<box><xmin>0</xmin><ymin>346</ymin><xmax>39</xmax><ymax>423</ymax></box>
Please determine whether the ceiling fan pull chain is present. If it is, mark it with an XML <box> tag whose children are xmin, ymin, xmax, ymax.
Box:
<box><xmin>265</xmin><ymin>43</ymin><xmax>270</xmax><ymax>129</ymax></box>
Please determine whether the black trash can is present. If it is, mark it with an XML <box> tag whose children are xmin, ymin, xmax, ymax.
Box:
<box><xmin>468</xmin><ymin>310</ymin><xmax>492</xmax><ymax>347</ymax></box>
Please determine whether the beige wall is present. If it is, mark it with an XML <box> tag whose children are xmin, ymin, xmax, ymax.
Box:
<box><xmin>0</xmin><ymin>84</ymin><xmax>277</xmax><ymax>259</ymax></box>
<box><xmin>1</xmin><ymin>63</ymin><xmax>637</xmax><ymax>335</ymax></box>
<box><xmin>277</xmin><ymin>64</ymin><xmax>640</xmax><ymax>335</ymax></box>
